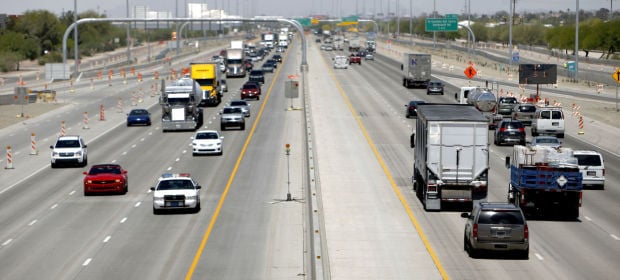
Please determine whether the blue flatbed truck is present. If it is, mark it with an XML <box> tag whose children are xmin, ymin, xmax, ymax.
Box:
<box><xmin>506</xmin><ymin>145</ymin><xmax>583</xmax><ymax>219</ymax></box>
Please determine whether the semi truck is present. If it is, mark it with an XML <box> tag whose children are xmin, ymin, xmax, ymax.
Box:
<box><xmin>160</xmin><ymin>77</ymin><xmax>204</xmax><ymax>132</ymax></box>
<box><xmin>261</xmin><ymin>33</ymin><xmax>275</xmax><ymax>48</ymax></box>
<box><xmin>225</xmin><ymin>47</ymin><xmax>246</xmax><ymax>78</ymax></box>
<box><xmin>190</xmin><ymin>62</ymin><xmax>222</xmax><ymax>106</ymax></box>
<box><xmin>333</xmin><ymin>35</ymin><xmax>344</xmax><ymax>51</ymax></box>
<box><xmin>506</xmin><ymin>145</ymin><xmax>583</xmax><ymax>219</ymax></box>
<box><xmin>410</xmin><ymin>104</ymin><xmax>490</xmax><ymax>211</ymax></box>
<box><xmin>401</xmin><ymin>53</ymin><xmax>431</xmax><ymax>88</ymax></box>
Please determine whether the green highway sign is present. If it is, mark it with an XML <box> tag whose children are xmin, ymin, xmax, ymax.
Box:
<box><xmin>341</xmin><ymin>16</ymin><xmax>359</xmax><ymax>23</ymax></box>
<box><xmin>294</xmin><ymin>18</ymin><xmax>311</xmax><ymax>27</ymax></box>
<box><xmin>425</xmin><ymin>17</ymin><xmax>458</xmax><ymax>32</ymax></box>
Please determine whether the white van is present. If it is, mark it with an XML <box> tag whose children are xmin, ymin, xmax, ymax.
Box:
<box><xmin>531</xmin><ymin>107</ymin><xmax>565</xmax><ymax>138</ymax></box>
<box><xmin>573</xmin><ymin>150</ymin><xmax>605</xmax><ymax>189</ymax></box>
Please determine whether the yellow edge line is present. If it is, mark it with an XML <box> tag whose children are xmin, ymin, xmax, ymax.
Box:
<box><xmin>321</xmin><ymin>54</ymin><xmax>450</xmax><ymax>280</ymax></box>
<box><xmin>185</xmin><ymin>59</ymin><xmax>284</xmax><ymax>279</ymax></box>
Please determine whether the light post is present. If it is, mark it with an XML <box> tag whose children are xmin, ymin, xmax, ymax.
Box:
<box><xmin>574</xmin><ymin>0</ymin><xmax>579</xmax><ymax>81</ymax></box>
<box><xmin>126</xmin><ymin>0</ymin><xmax>131</xmax><ymax>64</ymax></box>
<box><xmin>73</xmin><ymin>0</ymin><xmax>78</xmax><ymax>78</ymax></box>
<box><xmin>285</xmin><ymin>143</ymin><xmax>292</xmax><ymax>201</ymax></box>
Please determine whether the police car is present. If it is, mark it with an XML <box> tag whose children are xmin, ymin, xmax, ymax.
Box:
<box><xmin>150</xmin><ymin>173</ymin><xmax>201</xmax><ymax>214</ymax></box>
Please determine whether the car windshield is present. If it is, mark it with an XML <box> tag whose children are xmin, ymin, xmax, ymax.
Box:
<box><xmin>501</xmin><ymin>98</ymin><xmax>518</xmax><ymax>104</ymax></box>
<box><xmin>518</xmin><ymin>105</ymin><xmax>536</xmax><ymax>112</ymax></box>
<box><xmin>56</xmin><ymin>140</ymin><xmax>80</xmax><ymax>148</ymax></box>
<box><xmin>157</xmin><ymin>179</ymin><xmax>195</xmax><ymax>190</ymax></box>
<box><xmin>535</xmin><ymin>138</ymin><xmax>559</xmax><ymax>144</ymax></box>
<box><xmin>130</xmin><ymin>109</ymin><xmax>148</xmax><ymax>115</ymax></box>
<box><xmin>250</xmin><ymin>71</ymin><xmax>263</xmax><ymax>75</ymax></box>
<box><xmin>196</xmin><ymin>132</ymin><xmax>219</xmax><ymax>140</ymax></box>
<box><xmin>504</xmin><ymin>122</ymin><xmax>523</xmax><ymax>129</ymax></box>
<box><xmin>89</xmin><ymin>165</ymin><xmax>121</xmax><ymax>175</ymax></box>
<box><xmin>478</xmin><ymin>210</ymin><xmax>524</xmax><ymax>224</ymax></box>
<box><xmin>243</xmin><ymin>84</ymin><xmax>258</xmax><ymax>90</ymax></box>
<box><xmin>223</xmin><ymin>108</ymin><xmax>242</xmax><ymax>114</ymax></box>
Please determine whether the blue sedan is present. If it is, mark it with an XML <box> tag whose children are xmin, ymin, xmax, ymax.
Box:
<box><xmin>127</xmin><ymin>109</ymin><xmax>151</xmax><ymax>126</ymax></box>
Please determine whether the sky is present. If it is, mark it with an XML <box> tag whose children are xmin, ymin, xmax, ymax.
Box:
<box><xmin>1</xmin><ymin>0</ymin><xmax>612</xmax><ymax>18</ymax></box>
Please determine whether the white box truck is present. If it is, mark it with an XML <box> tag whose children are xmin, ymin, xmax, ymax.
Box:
<box><xmin>410</xmin><ymin>104</ymin><xmax>489</xmax><ymax>211</ymax></box>
<box><xmin>401</xmin><ymin>53</ymin><xmax>431</xmax><ymax>88</ymax></box>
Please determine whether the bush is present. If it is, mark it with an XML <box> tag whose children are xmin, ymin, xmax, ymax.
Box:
<box><xmin>37</xmin><ymin>51</ymin><xmax>63</xmax><ymax>65</ymax></box>
<box><xmin>0</xmin><ymin>51</ymin><xmax>22</xmax><ymax>72</ymax></box>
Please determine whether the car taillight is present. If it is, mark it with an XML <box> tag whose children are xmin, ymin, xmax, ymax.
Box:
<box><xmin>409</xmin><ymin>106</ymin><xmax>415</xmax><ymax>110</ymax></box>
<box><xmin>473</xmin><ymin>223</ymin><xmax>478</xmax><ymax>239</ymax></box>
<box><xmin>514</xmin><ymin>113</ymin><xmax>519</xmax><ymax>117</ymax></box>
<box><xmin>518</xmin><ymin>127</ymin><xmax>525</xmax><ymax>132</ymax></box>
<box><xmin>499</xmin><ymin>127</ymin><xmax>507</xmax><ymax>132</ymax></box>
<box><xmin>524</xmin><ymin>224</ymin><xmax>529</xmax><ymax>239</ymax></box>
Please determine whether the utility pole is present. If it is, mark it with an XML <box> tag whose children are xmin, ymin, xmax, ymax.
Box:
<box><xmin>575</xmin><ymin>0</ymin><xmax>579</xmax><ymax>80</ymax></box>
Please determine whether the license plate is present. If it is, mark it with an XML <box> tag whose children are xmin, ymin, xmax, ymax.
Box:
<box><xmin>587</xmin><ymin>171</ymin><xmax>596</xmax><ymax>176</ymax></box>
<box><xmin>552</xmin><ymin>122</ymin><xmax>559</xmax><ymax>126</ymax></box>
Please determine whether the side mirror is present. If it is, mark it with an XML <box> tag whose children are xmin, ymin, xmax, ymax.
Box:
<box><xmin>505</xmin><ymin>155</ymin><xmax>511</xmax><ymax>169</ymax></box>
<box><xmin>410</xmin><ymin>133</ymin><xmax>415</xmax><ymax>148</ymax></box>
<box><xmin>454</xmin><ymin>93</ymin><xmax>458</xmax><ymax>100</ymax></box>
<box><xmin>400</xmin><ymin>64</ymin><xmax>403</xmax><ymax>71</ymax></box>
<box><xmin>82</xmin><ymin>171</ymin><xmax>88</xmax><ymax>175</ymax></box>
<box><xmin>150</xmin><ymin>187</ymin><xmax>155</xmax><ymax>191</ymax></box>
<box><xmin>460</xmin><ymin>213</ymin><xmax>471</xmax><ymax>218</ymax></box>
<box><xmin>83</xmin><ymin>145</ymin><xmax>88</xmax><ymax>148</ymax></box>
<box><xmin>50</xmin><ymin>145</ymin><xmax>54</xmax><ymax>149</ymax></box>
<box><xmin>196</xmin><ymin>185</ymin><xmax>202</xmax><ymax>189</ymax></box>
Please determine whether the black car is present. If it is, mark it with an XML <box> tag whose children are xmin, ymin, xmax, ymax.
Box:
<box><xmin>272</xmin><ymin>54</ymin><xmax>282</xmax><ymax>63</ymax></box>
<box><xmin>249</xmin><ymin>70</ymin><xmax>265</xmax><ymax>84</ymax></box>
<box><xmin>427</xmin><ymin>81</ymin><xmax>444</xmax><ymax>95</ymax></box>
<box><xmin>405</xmin><ymin>100</ymin><xmax>426</xmax><ymax>118</ymax></box>
<box><xmin>494</xmin><ymin>119</ymin><xmax>526</xmax><ymax>146</ymax></box>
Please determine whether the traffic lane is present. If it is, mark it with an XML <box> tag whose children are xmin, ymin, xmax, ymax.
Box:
<box><xmin>0</xmin><ymin>122</ymin><xmax>188</xmax><ymax>279</ymax></box>
<box><xmin>338</xmin><ymin>52</ymin><xmax>546</xmax><ymax>279</ymax></box>
<box><xmin>366</xmin><ymin>50</ymin><xmax>620</xmax><ymax>276</ymax></box>
<box><xmin>188</xmin><ymin>47</ymin><xmax>306</xmax><ymax>279</ymax></box>
<box><xmin>316</xmin><ymin>47</ymin><xmax>445</xmax><ymax>279</ymax></box>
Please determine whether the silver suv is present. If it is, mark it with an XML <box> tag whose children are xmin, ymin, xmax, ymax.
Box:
<box><xmin>50</xmin><ymin>135</ymin><xmax>88</xmax><ymax>168</ymax></box>
<box><xmin>220</xmin><ymin>106</ymin><xmax>245</xmax><ymax>130</ymax></box>
<box><xmin>461</xmin><ymin>202</ymin><xmax>529</xmax><ymax>259</ymax></box>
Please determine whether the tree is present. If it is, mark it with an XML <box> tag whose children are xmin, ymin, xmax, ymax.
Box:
<box><xmin>0</xmin><ymin>31</ymin><xmax>39</xmax><ymax>70</ymax></box>
<box><xmin>12</xmin><ymin>10</ymin><xmax>64</xmax><ymax>56</ymax></box>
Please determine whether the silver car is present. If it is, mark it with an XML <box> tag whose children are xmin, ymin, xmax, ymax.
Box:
<box><xmin>462</xmin><ymin>202</ymin><xmax>529</xmax><ymax>259</ymax></box>
<box><xmin>511</xmin><ymin>103</ymin><xmax>536</xmax><ymax>125</ymax></box>
<box><xmin>220</xmin><ymin>106</ymin><xmax>245</xmax><ymax>131</ymax></box>
<box><xmin>229</xmin><ymin>100</ymin><xmax>251</xmax><ymax>117</ymax></box>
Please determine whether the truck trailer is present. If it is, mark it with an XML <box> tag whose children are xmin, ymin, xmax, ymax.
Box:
<box><xmin>410</xmin><ymin>104</ymin><xmax>490</xmax><ymax>211</ymax></box>
<box><xmin>160</xmin><ymin>77</ymin><xmax>204</xmax><ymax>132</ymax></box>
<box><xmin>190</xmin><ymin>62</ymin><xmax>222</xmax><ymax>106</ymax></box>
<box><xmin>506</xmin><ymin>145</ymin><xmax>583</xmax><ymax>219</ymax></box>
<box><xmin>401</xmin><ymin>53</ymin><xmax>431</xmax><ymax>88</ymax></box>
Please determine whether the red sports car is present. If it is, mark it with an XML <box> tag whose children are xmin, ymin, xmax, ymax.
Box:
<box><xmin>83</xmin><ymin>164</ymin><xmax>128</xmax><ymax>195</ymax></box>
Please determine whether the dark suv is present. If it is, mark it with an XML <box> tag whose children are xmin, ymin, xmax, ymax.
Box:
<box><xmin>494</xmin><ymin>119</ymin><xmax>525</xmax><ymax>146</ymax></box>
<box><xmin>461</xmin><ymin>202</ymin><xmax>529</xmax><ymax>259</ymax></box>
<box><xmin>405</xmin><ymin>100</ymin><xmax>426</xmax><ymax>118</ymax></box>
<box><xmin>249</xmin><ymin>70</ymin><xmax>265</xmax><ymax>84</ymax></box>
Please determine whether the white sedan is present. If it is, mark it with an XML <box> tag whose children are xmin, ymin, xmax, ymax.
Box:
<box><xmin>191</xmin><ymin>130</ymin><xmax>224</xmax><ymax>156</ymax></box>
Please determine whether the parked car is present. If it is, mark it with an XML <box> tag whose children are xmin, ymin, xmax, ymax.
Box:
<box><xmin>191</xmin><ymin>130</ymin><xmax>224</xmax><ymax>156</ymax></box>
<box><xmin>427</xmin><ymin>81</ymin><xmax>444</xmax><ymax>95</ymax></box>
<box><xmin>462</xmin><ymin>202</ymin><xmax>529</xmax><ymax>259</ymax></box>
<box><xmin>494</xmin><ymin>119</ymin><xmax>526</xmax><ymax>146</ymax></box>
<box><xmin>573</xmin><ymin>150</ymin><xmax>605</xmax><ymax>189</ymax></box>
<box><xmin>240</xmin><ymin>81</ymin><xmax>262</xmax><ymax>100</ymax></box>
<box><xmin>498</xmin><ymin>97</ymin><xmax>520</xmax><ymax>115</ymax></box>
<box><xmin>126</xmin><ymin>109</ymin><xmax>151</xmax><ymax>126</ymax></box>
<box><xmin>511</xmin><ymin>103</ymin><xmax>537</xmax><ymax>125</ymax></box>
<box><xmin>527</xmin><ymin>136</ymin><xmax>562</xmax><ymax>148</ymax></box>
<box><xmin>405</xmin><ymin>100</ymin><xmax>426</xmax><ymax>118</ymax></box>
<box><xmin>83</xmin><ymin>164</ymin><xmax>128</xmax><ymax>195</ymax></box>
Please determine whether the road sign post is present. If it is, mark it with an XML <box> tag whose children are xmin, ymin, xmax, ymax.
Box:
<box><xmin>613</xmin><ymin>68</ymin><xmax>620</xmax><ymax>111</ymax></box>
<box><xmin>464</xmin><ymin>66</ymin><xmax>477</xmax><ymax>79</ymax></box>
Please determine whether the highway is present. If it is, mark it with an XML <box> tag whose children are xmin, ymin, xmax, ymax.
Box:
<box><xmin>0</xmin><ymin>33</ymin><xmax>619</xmax><ymax>280</ymax></box>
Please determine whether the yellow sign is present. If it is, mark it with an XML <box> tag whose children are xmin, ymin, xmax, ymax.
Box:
<box><xmin>311</xmin><ymin>18</ymin><xmax>319</xmax><ymax>25</ymax></box>
<box><xmin>612</xmin><ymin>68</ymin><xmax>620</xmax><ymax>83</ymax></box>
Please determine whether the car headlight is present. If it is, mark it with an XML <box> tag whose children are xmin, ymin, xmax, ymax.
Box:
<box><xmin>115</xmin><ymin>179</ymin><xmax>121</xmax><ymax>183</ymax></box>
<box><xmin>75</xmin><ymin>151</ymin><xmax>82</xmax><ymax>156</ymax></box>
<box><xmin>86</xmin><ymin>180</ymin><xmax>92</xmax><ymax>184</ymax></box>
<box><xmin>52</xmin><ymin>152</ymin><xmax>59</xmax><ymax>156</ymax></box>
<box><xmin>186</xmin><ymin>194</ymin><xmax>197</xmax><ymax>200</ymax></box>
<box><xmin>216</xmin><ymin>142</ymin><xmax>221</xmax><ymax>146</ymax></box>
<box><xmin>153</xmin><ymin>197</ymin><xmax>164</xmax><ymax>203</ymax></box>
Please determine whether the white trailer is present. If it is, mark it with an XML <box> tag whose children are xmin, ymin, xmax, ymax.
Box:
<box><xmin>410</xmin><ymin>104</ymin><xmax>489</xmax><ymax>211</ymax></box>
<box><xmin>401</xmin><ymin>53</ymin><xmax>431</xmax><ymax>88</ymax></box>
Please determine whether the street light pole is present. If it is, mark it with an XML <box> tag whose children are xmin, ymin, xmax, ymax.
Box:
<box><xmin>575</xmin><ymin>0</ymin><xmax>580</xmax><ymax>81</ymax></box>
<box><xmin>126</xmin><ymin>0</ymin><xmax>131</xmax><ymax>64</ymax></box>
<box><xmin>509</xmin><ymin>0</ymin><xmax>514</xmax><ymax>65</ymax></box>
<box><xmin>73</xmin><ymin>0</ymin><xmax>78</xmax><ymax>78</ymax></box>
